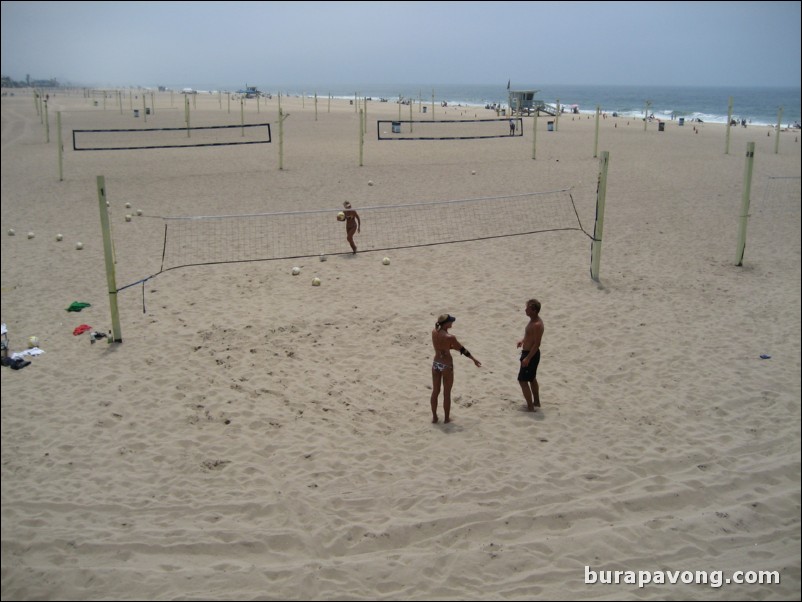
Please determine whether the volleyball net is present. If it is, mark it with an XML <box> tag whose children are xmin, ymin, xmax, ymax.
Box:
<box><xmin>120</xmin><ymin>189</ymin><xmax>590</xmax><ymax>289</ymax></box>
<box><xmin>73</xmin><ymin>123</ymin><xmax>272</xmax><ymax>151</ymax></box>
<box><xmin>377</xmin><ymin>118</ymin><xmax>523</xmax><ymax>140</ymax></box>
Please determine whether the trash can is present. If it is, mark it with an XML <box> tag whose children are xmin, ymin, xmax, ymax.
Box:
<box><xmin>145</xmin><ymin>107</ymin><xmax>151</xmax><ymax>115</ymax></box>
<box><xmin>422</xmin><ymin>106</ymin><xmax>427</xmax><ymax>113</ymax></box>
<box><xmin>133</xmin><ymin>109</ymin><xmax>140</xmax><ymax>118</ymax></box>
<box><xmin>547</xmin><ymin>121</ymin><xmax>554</xmax><ymax>132</ymax></box>
<box><xmin>658</xmin><ymin>122</ymin><xmax>665</xmax><ymax>132</ymax></box>
<box><xmin>391</xmin><ymin>121</ymin><xmax>401</xmax><ymax>134</ymax></box>
<box><xmin>93</xmin><ymin>100</ymin><xmax>98</xmax><ymax>106</ymax></box>
<box><xmin>678</xmin><ymin>117</ymin><xmax>684</xmax><ymax>126</ymax></box>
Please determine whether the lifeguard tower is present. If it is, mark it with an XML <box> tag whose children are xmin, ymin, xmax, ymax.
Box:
<box><xmin>508</xmin><ymin>89</ymin><xmax>549</xmax><ymax>116</ymax></box>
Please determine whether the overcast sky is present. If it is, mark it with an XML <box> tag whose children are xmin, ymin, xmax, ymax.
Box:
<box><xmin>2</xmin><ymin>1</ymin><xmax>800</xmax><ymax>88</ymax></box>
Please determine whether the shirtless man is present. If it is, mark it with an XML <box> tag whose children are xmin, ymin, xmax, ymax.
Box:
<box><xmin>516</xmin><ymin>299</ymin><xmax>544</xmax><ymax>411</ymax></box>
<box><xmin>343</xmin><ymin>201</ymin><xmax>360</xmax><ymax>253</ymax></box>
<box><xmin>431</xmin><ymin>314</ymin><xmax>481</xmax><ymax>424</ymax></box>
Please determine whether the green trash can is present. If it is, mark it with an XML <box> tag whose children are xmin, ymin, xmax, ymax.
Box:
<box><xmin>658</xmin><ymin>122</ymin><xmax>665</xmax><ymax>132</ymax></box>
<box><xmin>392</xmin><ymin>122</ymin><xmax>401</xmax><ymax>133</ymax></box>
<box><xmin>547</xmin><ymin>121</ymin><xmax>554</xmax><ymax>132</ymax></box>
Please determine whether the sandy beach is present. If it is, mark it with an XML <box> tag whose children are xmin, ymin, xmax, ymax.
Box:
<box><xmin>1</xmin><ymin>89</ymin><xmax>800</xmax><ymax>600</ymax></box>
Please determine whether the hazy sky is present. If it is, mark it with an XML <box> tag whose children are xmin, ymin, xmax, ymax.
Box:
<box><xmin>2</xmin><ymin>1</ymin><xmax>800</xmax><ymax>88</ymax></box>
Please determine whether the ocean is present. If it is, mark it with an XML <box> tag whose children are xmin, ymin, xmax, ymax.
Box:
<box><xmin>194</xmin><ymin>83</ymin><xmax>800</xmax><ymax>129</ymax></box>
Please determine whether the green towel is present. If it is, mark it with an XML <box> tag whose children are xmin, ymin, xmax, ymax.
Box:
<box><xmin>66</xmin><ymin>302</ymin><xmax>92</xmax><ymax>312</ymax></box>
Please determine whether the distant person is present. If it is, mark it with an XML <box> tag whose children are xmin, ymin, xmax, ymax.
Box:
<box><xmin>431</xmin><ymin>314</ymin><xmax>481</xmax><ymax>423</ymax></box>
<box><xmin>516</xmin><ymin>299</ymin><xmax>544</xmax><ymax>411</ymax></box>
<box><xmin>341</xmin><ymin>201</ymin><xmax>360</xmax><ymax>254</ymax></box>
<box><xmin>509</xmin><ymin>118</ymin><xmax>515</xmax><ymax>135</ymax></box>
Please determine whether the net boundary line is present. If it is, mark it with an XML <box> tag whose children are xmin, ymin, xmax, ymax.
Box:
<box><xmin>72</xmin><ymin>122</ymin><xmax>272</xmax><ymax>151</ymax></box>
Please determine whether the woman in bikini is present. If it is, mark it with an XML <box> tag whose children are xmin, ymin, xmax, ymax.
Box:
<box><xmin>342</xmin><ymin>201</ymin><xmax>360</xmax><ymax>253</ymax></box>
<box><xmin>431</xmin><ymin>314</ymin><xmax>481</xmax><ymax>423</ymax></box>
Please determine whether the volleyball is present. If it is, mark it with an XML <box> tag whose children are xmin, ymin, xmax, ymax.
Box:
<box><xmin>337</xmin><ymin>212</ymin><xmax>346</xmax><ymax>221</ymax></box>
<box><xmin>312</xmin><ymin>277</ymin><xmax>321</xmax><ymax>286</ymax></box>
<box><xmin>56</xmin><ymin>233</ymin><xmax>63</xmax><ymax>241</ymax></box>
<box><xmin>368</xmin><ymin>180</ymin><xmax>374</xmax><ymax>186</ymax></box>
<box><xmin>471</xmin><ymin>170</ymin><xmax>476</xmax><ymax>175</ymax></box>
<box><xmin>292</xmin><ymin>267</ymin><xmax>301</xmax><ymax>275</ymax></box>
<box><xmin>75</xmin><ymin>242</ymin><xmax>83</xmax><ymax>250</ymax></box>
<box><xmin>125</xmin><ymin>202</ymin><xmax>132</xmax><ymax>209</ymax></box>
<box><xmin>27</xmin><ymin>231</ymin><xmax>35</xmax><ymax>239</ymax></box>
<box><xmin>125</xmin><ymin>214</ymin><xmax>132</xmax><ymax>222</ymax></box>
<box><xmin>382</xmin><ymin>257</ymin><xmax>390</xmax><ymax>265</ymax></box>
<box><xmin>28</xmin><ymin>336</ymin><xmax>39</xmax><ymax>348</ymax></box>
<box><xmin>319</xmin><ymin>253</ymin><xmax>327</xmax><ymax>262</ymax></box>
<box><xmin>136</xmin><ymin>209</ymin><xmax>143</xmax><ymax>216</ymax></box>
<box><xmin>7</xmin><ymin>229</ymin><xmax>15</xmax><ymax>236</ymax></box>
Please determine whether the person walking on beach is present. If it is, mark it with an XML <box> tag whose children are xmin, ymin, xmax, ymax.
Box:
<box><xmin>517</xmin><ymin>299</ymin><xmax>544</xmax><ymax>411</ymax></box>
<box><xmin>342</xmin><ymin>201</ymin><xmax>360</xmax><ymax>254</ymax></box>
<box><xmin>431</xmin><ymin>314</ymin><xmax>481</xmax><ymax>424</ymax></box>
<box><xmin>509</xmin><ymin>118</ymin><xmax>515</xmax><ymax>135</ymax></box>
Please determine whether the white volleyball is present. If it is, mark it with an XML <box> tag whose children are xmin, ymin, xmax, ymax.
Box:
<box><xmin>125</xmin><ymin>202</ymin><xmax>132</xmax><ymax>209</ymax></box>
<box><xmin>75</xmin><ymin>242</ymin><xmax>83</xmax><ymax>250</ymax></box>
<box><xmin>368</xmin><ymin>180</ymin><xmax>374</xmax><ymax>186</ymax></box>
<box><xmin>56</xmin><ymin>233</ymin><xmax>63</xmax><ymax>241</ymax></box>
<box><xmin>7</xmin><ymin>229</ymin><xmax>15</xmax><ymax>236</ymax></box>
<box><xmin>28</xmin><ymin>336</ymin><xmax>39</xmax><ymax>348</ymax></box>
<box><xmin>125</xmin><ymin>214</ymin><xmax>132</xmax><ymax>222</ymax></box>
<box><xmin>136</xmin><ymin>209</ymin><xmax>143</xmax><ymax>216</ymax></box>
<box><xmin>382</xmin><ymin>257</ymin><xmax>390</xmax><ymax>265</ymax></box>
<box><xmin>292</xmin><ymin>267</ymin><xmax>301</xmax><ymax>275</ymax></box>
<box><xmin>27</xmin><ymin>231</ymin><xmax>35</xmax><ymax>239</ymax></box>
<box><xmin>319</xmin><ymin>253</ymin><xmax>327</xmax><ymax>262</ymax></box>
<box><xmin>312</xmin><ymin>277</ymin><xmax>321</xmax><ymax>286</ymax></box>
<box><xmin>471</xmin><ymin>170</ymin><xmax>476</xmax><ymax>175</ymax></box>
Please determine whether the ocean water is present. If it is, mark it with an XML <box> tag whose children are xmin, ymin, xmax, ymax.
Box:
<box><xmin>202</xmin><ymin>83</ymin><xmax>800</xmax><ymax>128</ymax></box>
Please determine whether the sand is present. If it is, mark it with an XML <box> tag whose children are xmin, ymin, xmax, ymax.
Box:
<box><xmin>1</xmin><ymin>89</ymin><xmax>800</xmax><ymax>600</ymax></box>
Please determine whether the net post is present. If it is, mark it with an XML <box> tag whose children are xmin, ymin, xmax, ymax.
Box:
<box><xmin>359</xmin><ymin>108</ymin><xmax>364</xmax><ymax>166</ymax></box>
<box><xmin>593</xmin><ymin>106</ymin><xmax>600</xmax><ymax>158</ymax></box>
<box><xmin>97</xmin><ymin>176</ymin><xmax>123</xmax><ymax>342</ymax></box>
<box><xmin>725</xmin><ymin>96</ymin><xmax>733</xmax><ymax>154</ymax></box>
<box><xmin>774</xmin><ymin>107</ymin><xmax>783</xmax><ymax>154</ymax></box>
<box><xmin>57</xmin><ymin>111</ymin><xmax>64</xmax><ymax>181</ymax></box>
<box><xmin>591</xmin><ymin>151</ymin><xmax>610</xmax><ymax>282</ymax></box>
<box><xmin>279</xmin><ymin>108</ymin><xmax>285</xmax><ymax>170</ymax></box>
<box><xmin>735</xmin><ymin>142</ymin><xmax>755</xmax><ymax>266</ymax></box>
<box><xmin>531</xmin><ymin>110</ymin><xmax>537</xmax><ymax>160</ymax></box>
<box><xmin>240</xmin><ymin>98</ymin><xmax>245</xmax><ymax>136</ymax></box>
<box><xmin>44</xmin><ymin>99</ymin><xmax>50</xmax><ymax>143</ymax></box>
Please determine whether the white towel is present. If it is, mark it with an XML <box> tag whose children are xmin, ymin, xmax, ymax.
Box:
<box><xmin>12</xmin><ymin>347</ymin><xmax>45</xmax><ymax>359</ymax></box>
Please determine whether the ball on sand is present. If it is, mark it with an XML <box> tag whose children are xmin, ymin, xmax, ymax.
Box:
<box><xmin>28</xmin><ymin>336</ymin><xmax>39</xmax><ymax>348</ymax></box>
<box><xmin>136</xmin><ymin>209</ymin><xmax>143</xmax><ymax>216</ymax></box>
<box><xmin>337</xmin><ymin>212</ymin><xmax>346</xmax><ymax>222</ymax></box>
<box><xmin>471</xmin><ymin>170</ymin><xmax>476</xmax><ymax>175</ymax></box>
<box><xmin>56</xmin><ymin>233</ymin><xmax>63</xmax><ymax>241</ymax></box>
<box><xmin>368</xmin><ymin>180</ymin><xmax>374</xmax><ymax>186</ymax></box>
<box><xmin>75</xmin><ymin>242</ymin><xmax>83</xmax><ymax>250</ymax></box>
<box><xmin>319</xmin><ymin>253</ymin><xmax>327</xmax><ymax>262</ymax></box>
<box><xmin>292</xmin><ymin>267</ymin><xmax>301</xmax><ymax>275</ymax></box>
<box><xmin>382</xmin><ymin>257</ymin><xmax>391</xmax><ymax>265</ymax></box>
<box><xmin>7</xmin><ymin>229</ymin><xmax>15</xmax><ymax>236</ymax></box>
<box><xmin>125</xmin><ymin>202</ymin><xmax>132</xmax><ymax>209</ymax></box>
<box><xmin>125</xmin><ymin>214</ymin><xmax>132</xmax><ymax>222</ymax></box>
<box><xmin>27</xmin><ymin>231</ymin><xmax>35</xmax><ymax>239</ymax></box>
<box><xmin>312</xmin><ymin>277</ymin><xmax>321</xmax><ymax>286</ymax></box>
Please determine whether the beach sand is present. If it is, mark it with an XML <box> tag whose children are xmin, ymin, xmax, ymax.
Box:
<box><xmin>1</xmin><ymin>90</ymin><xmax>800</xmax><ymax>600</ymax></box>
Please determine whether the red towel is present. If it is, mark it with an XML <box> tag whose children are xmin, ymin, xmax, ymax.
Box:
<box><xmin>73</xmin><ymin>324</ymin><xmax>92</xmax><ymax>336</ymax></box>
